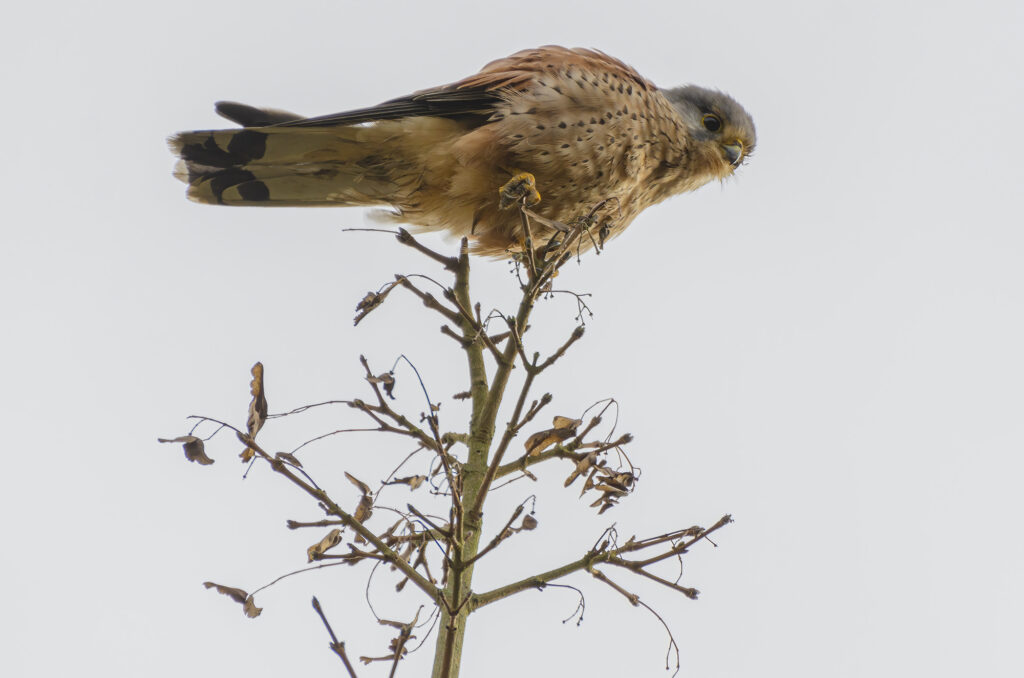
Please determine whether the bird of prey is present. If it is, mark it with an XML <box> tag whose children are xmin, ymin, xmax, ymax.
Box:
<box><xmin>171</xmin><ymin>46</ymin><xmax>755</xmax><ymax>257</ymax></box>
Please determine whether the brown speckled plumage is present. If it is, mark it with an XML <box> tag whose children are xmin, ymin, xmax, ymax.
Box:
<box><xmin>171</xmin><ymin>46</ymin><xmax>755</xmax><ymax>257</ymax></box>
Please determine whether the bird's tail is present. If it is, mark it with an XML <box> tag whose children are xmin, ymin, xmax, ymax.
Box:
<box><xmin>169</xmin><ymin>125</ymin><xmax>406</xmax><ymax>207</ymax></box>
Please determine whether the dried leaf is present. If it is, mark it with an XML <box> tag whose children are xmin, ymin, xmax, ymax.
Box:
<box><xmin>345</xmin><ymin>472</ymin><xmax>374</xmax><ymax>541</ymax></box>
<box><xmin>353</xmin><ymin>283</ymin><xmax>397</xmax><ymax>326</ymax></box>
<box><xmin>604</xmin><ymin>472</ymin><xmax>634</xmax><ymax>492</ymax></box>
<box><xmin>158</xmin><ymin>436</ymin><xmax>214</xmax><ymax>465</ymax></box>
<box><xmin>367</xmin><ymin>372</ymin><xmax>397</xmax><ymax>400</ymax></box>
<box><xmin>241</xmin><ymin>596</ymin><xmax>262</xmax><ymax>618</ymax></box>
<box><xmin>274</xmin><ymin>451</ymin><xmax>302</xmax><ymax>468</ymax></box>
<box><xmin>525</xmin><ymin>415</ymin><xmax>582</xmax><ymax>456</ymax></box>
<box><xmin>353</xmin><ymin>495</ymin><xmax>373</xmax><ymax>525</ymax></box>
<box><xmin>452</xmin><ymin>390</ymin><xmax>471</xmax><ymax>400</ymax></box>
<box><xmin>594</xmin><ymin>483</ymin><xmax>628</xmax><ymax>495</ymax></box>
<box><xmin>390</xmin><ymin>541</ymin><xmax>416</xmax><ymax>572</ymax></box>
<box><xmin>580</xmin><ymin>467</ymin><xmax>599</xmax><ymax>497</ymax></box>
<box><xmin>307</xmin><ymin>528</ymin><xmax>343</xmax><ymax>562</ymax></box>
<box><xmin>564</xmin><ymin>451</ymin><xmax>597</xmax><ymax>487</ymax></box>
<box><xmin>203</xmin><ymin>582</ymin><xmax>262</xmax><ymax>618</ymax></box>
<box><xmin>345</xmin><ymin>471</ymin><xmax>372</xmax><ymax>496</ymax></box>
<box><xmin>385</xmin><ymin>475</ymin><xmax>426</xmax><ymax>491</ymax></box>
<box><xmin>356</xmin><ymin>291</ymin><xmax>381</xmax><ymax>312</ymax></box>
<box><xmin>521</xmin><ymin>514</ymin><xmax>538</xmax><ymax>530</ymax></box>
<box><xmin>240</xmin><ymin>362</ymin><xmax>268</xmax><ymax>462</ymax></box>
<box><xmin>523</xmin><ymin>429</ymin><xmax>556</xmax><ymax>456</ymax></box>
<box><xmin>246</xmin><ymin>363</ymin><xmax>267</xmax><ymax>435</ymax></box>
<box><xmin>552</xmin><ymin>416</ymin><xmax>583</xmax><ymax>431</ymax></box>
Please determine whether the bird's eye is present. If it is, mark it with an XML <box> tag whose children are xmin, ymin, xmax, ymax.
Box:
<box><xmin>701</xmin><ymin>113</ymin><xmax>722</xmax><ymax>132</ymax></box>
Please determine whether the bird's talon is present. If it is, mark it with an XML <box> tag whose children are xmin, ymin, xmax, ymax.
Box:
<box><xmin>499</xmin><ymin>172</ymin><xmax>542</xmax><ymax>209</ymax></box>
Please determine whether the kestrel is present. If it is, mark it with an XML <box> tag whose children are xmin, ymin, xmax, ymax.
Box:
<box><xmin>171</xmin><ymin>46</ymin><xmax>755</xmax><ymax>256</ymax></box>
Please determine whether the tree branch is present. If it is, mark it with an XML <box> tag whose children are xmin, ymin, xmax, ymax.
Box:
<box><xmin>469</xmin><ymin>514</ymin><xmax>732</xmax><ymax>611</ymax></box>
<box><xmin>396</xmin><ymin>228</ymin><xmax>458</xmax><ymax>270</ymax></box>
<box><xmin>311</xmin><ymin>596</ymin><xmax>360</xmax><ymax>678</ymax></box>
<box><xmin>238</xmin><ymin>431</ymin><xmax>445</xmax><ymax>609</ymax></box>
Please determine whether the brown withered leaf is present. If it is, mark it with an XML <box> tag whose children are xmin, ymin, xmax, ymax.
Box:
<box><xmin>452</xmin><ymin>390</ymin><xmax>471</xmax><ymax>400</ymax></box>
<box><xmin>246</xmin><ymin>363</ymin><xmax>267</xmax><ymax>435</ymax></box>
<box><xmin>203</xmin><ymin>582</ymin><xmax>262</xmax><ymax>618</ymax></box>
<box><xmin>345</xmin><ymin>471</ymin><xmax>372</xmax><ymax>497</ymax></box>
<box><xmin>384</xmin><ymin>475</ymin><xmax>426</xmax><ymax>491</ymax></box>
<box><xmin>158</xmin><ymin>436</ymin><xmax>214</xmax><ymax>465</ymax></box>
<box><xmin>307</xmin><ymin>528</ymin><xmax>343</xmax><ymax>562</ymax></box>
<box><xmin>591</xmin><ymin>470</ymin><xmax>633</xmax><ymax>494</ymax></box>
<box><xmin>274</xmin><ymin>451</ymin><xmax>302</xmax><ymax>468</ymax></box>
<box><xmin>345</xmin><ymin>472</ymin><xmax>374</xmax><ymax>542</ymax></box>
<box><xmin>580</xmin><ymin>467</ymin><xmax>599</xmax><ymax>497</ymax></box>
<box><xmin>242</xmin><ymin>597</ymin><xmax>261</xmax><ymax>618</ymax></box>
<box><xmin>390</xmin><ymin>541</ymin><xmax>417</xmax><ymax>572</ymax></box>
<box><xmin>353</xmin><ymin>494</ymin><xmax>373</xmax><ymax>524</ymax></box>
<box><xmin>594</xmin><ymin>483</ymin><xmax>629</xmax><ymax>495</ymax></box>
<box><xmin>524</xmin><ymin>415</ymin><xmax>582</xmax><ymax>456</ymax></box>
<box><xmin>353</xmin><ymin>282</ymin><xmax>398</xmax><ymax>326</ymax></box>
<box><xmin>520</xmin><ymin>514</ymin><xmax>539</xmax><ymax>531</ymax></box>
<box><xmin>553</xmin><ymin>416</ymin><xmax>582</xmax><ymax>430</ymax></box>
<box><xmin>240</xmin><ymin>362</ymin><xmax>268</xmax><ymax>462</ymax></box>
<box><xmin>355</xmin><ymin>291</ymin><xmax>382</xmax><ymax>313</ymax></box>
<box><xmin>564</xmin><ymin>451</ymin><xmax>598</xmax><ymax>487</ymax></box>
<box><xmin>367</xmin><ymin>372</ymin><xmax>396</xmax><ymax>400</ymax></box>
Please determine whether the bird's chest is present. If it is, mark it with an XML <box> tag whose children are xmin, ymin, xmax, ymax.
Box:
<box><xmin>493</xmin><ymin>81</ymin><xmax>686</xmax><ymax>217</ymax></box>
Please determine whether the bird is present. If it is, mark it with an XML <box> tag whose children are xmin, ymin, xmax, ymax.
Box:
<box><xmin>170</xmin><ymin>46</ymin><xmax>755</xmax><ymax>257</ymax></box>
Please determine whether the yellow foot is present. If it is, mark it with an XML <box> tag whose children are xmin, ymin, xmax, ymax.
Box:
<box><xmin>499</xmin><ymin>172</ymin><xmax>542</xmax><ymax>209</ymax></box>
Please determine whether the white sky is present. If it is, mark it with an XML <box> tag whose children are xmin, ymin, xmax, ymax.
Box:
<box><xmin>3</xmin><ymin>1</ymin><xmax>1023</xmax><ymax>676</ymax></box>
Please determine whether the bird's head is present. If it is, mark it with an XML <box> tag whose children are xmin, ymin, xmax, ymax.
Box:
<box><xmin>663</xmin><ymin>85</ymin><xmax>756</xmax><ymax>180</ymax></box>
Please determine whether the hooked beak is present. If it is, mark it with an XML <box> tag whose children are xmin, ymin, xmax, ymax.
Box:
<box><xmin>723</xmin><ymin>141</ymin><xmax>744</xmax><ymax>167</ymax></box>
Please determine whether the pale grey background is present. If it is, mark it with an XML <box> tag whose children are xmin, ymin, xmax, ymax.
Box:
<box><xmin>3</xmin><ymin>1</ymin><xmax>1022</xmax><ymax>676</ymax></box>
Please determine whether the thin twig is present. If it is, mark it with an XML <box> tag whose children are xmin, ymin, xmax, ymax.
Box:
<box><xmin>311</xmin><ymin>597</ymin><xmax>360</xmax><ymax>678</ymax></box>
<box><xmin>237</xmin><ymin>431</ymin><xmax>446</xmax><ymax>609</ymax></box>
<box><xmin>535</xmin><ymin>325</ymin><xmax>585</xmax><ymax>372</ymax></box>
<box><xmin>398</xmin><ymin>276</ymin><xmax>462</xmax><ymax>324</ymax></box>
<box><xmin>395</xmin><ymin>228</ymin><xmax>458</xmax><ymax>269</ymax></box>
<box><xmin>463</xmin><ymin>504</ymin><xmax>524</xmax><ymax>566</ymax></box>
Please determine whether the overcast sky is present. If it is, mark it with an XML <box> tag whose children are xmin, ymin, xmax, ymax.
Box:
<box><xmin>3</xmin><ymin>1</ymin><xmax>1023</xmax><ymax>676</ymax></box>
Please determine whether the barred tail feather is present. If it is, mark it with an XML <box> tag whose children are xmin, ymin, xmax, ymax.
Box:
<box><xmin>169</xmin><ymin>126</ymin><xmax>403</xmax><ymax>207</ymax></box>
